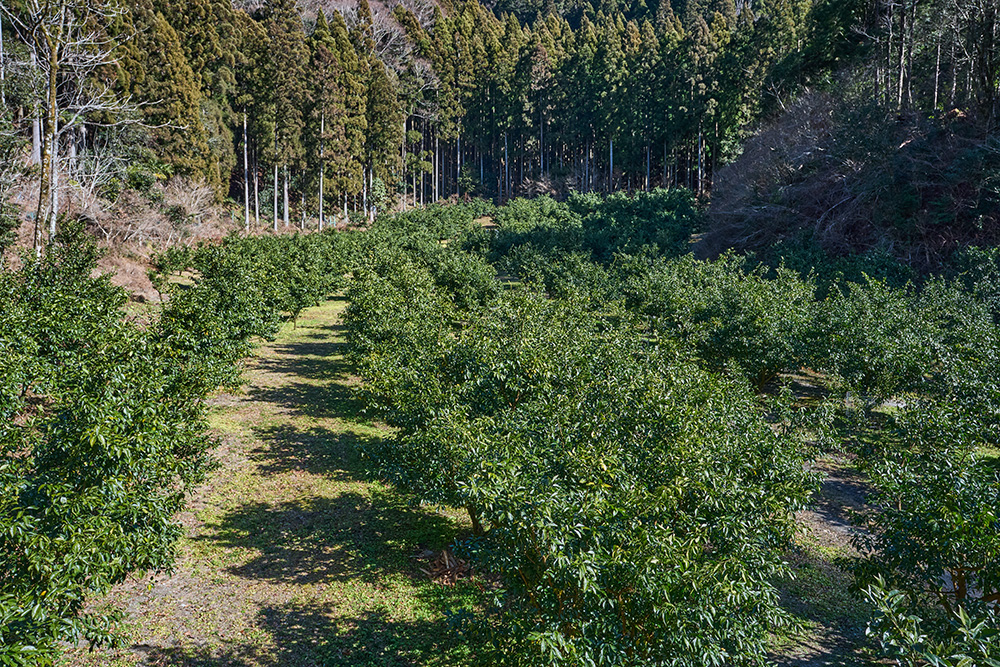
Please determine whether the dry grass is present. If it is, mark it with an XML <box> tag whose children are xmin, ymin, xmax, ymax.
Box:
<box><xmin>704</xmin><ymin>92</ymin><xmax>1000</xmax><ymax>271</ymax></box>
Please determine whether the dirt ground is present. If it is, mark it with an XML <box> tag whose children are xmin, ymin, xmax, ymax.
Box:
<box><xmin>774</xmin><ymin>457</ymin><xmax>875</xmax><ymax>666</ymax></box>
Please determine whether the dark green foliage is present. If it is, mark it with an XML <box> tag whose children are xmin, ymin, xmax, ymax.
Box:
<box><xmin>855</xmin><ymin>446</ymin><xmax>1000</xmax><ymax>663</ymax></box>
<box><xmin>0</xmin><ymin>225</ymin><xmax>212</xmax><ymax>664</ymax></box>
<box><xmin>454</xmin><ymin>332</ymin><xmax>810</xmax><ymax>665</ymax></box>
<box><xmin>345</xmin><ymin>198</ymin><xmax>818</xmax><ymax>665</ymax></box>
<box><xmin>123</xmin><ymin>1</ymin><xmax>215</xmax><ymax>189</ymax></box>
<box><xmin>817</xmin><ymin>275</ymin><xmax>1000</xmax><ymax>418</ymax></box>
<box><xmin>0</xmin><ymin>225</ymin><xmax>356</xmax><ymax>664</ymax></box>
<box><xmin>624</xmin><ymin>253</ymin><xmax>817</xmax><ymax>390</ymax></box>
<box><xmin>345</xmin><ymin>193</ymin><xmax>1000</xmax><ymax>666</ymax></box>
<box><xmin>349</xmin><ymin>278</ymin><xmax>814</xmax><ymax>664</ymax></box>
<box><xmin>479</xmin><ymin>190</ymin><xmax>698</xmax><ymax>272</ymax></box>
<box><xmin>153</xmin><ymin>233</ymin><xmax>353</xmax><ymax>391</ymax></box>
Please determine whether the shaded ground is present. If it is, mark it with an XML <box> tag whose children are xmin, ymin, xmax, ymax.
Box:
<box><xmin>63</xmin><ymin>298</ymin><xmax>480</xmax><ymax>667</ymax></box>
<box><xmin>60</xmin><ymin>295</ymin><xmax>884</xmax><ymax>666</ymax></box>
<box><xmin>774</xmin><ymin>456</ymin><xmax>875</xmax><ymax>666</ymax></box>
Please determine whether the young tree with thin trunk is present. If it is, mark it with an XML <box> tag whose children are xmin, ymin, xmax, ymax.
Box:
<box><xmin>2</xmin><ymin>0</ymin><xmax>131</xmax><ymax>251</ymax></box>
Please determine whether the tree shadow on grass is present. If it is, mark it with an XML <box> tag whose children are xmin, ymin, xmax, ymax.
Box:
<box><xmin>197</xmin><ymin>489</ymin><xmax>459</xmax><ymax>586</ymax></box>
<box><xmin>248</xmin><ymin>423</ymin><xmax>381</xmax><ymax>479</ymax></box>
<box><xmin>247</xmin><ymin>359</ymin><xmax>368</xmax><ymax>422</ymax></box>
<box><xmin>774</xmin><ymin>546</ymin><xmax>872</xmax><ymax>666</ymax></box>
<box><xmin>258</xmin><ymin>338</ymin><xmax>348</xmax><ymax>380</ymax></box>
<box><xmin>136</xmin><ymin>602</ymin><xmax>472</xmax><ymax>667</ymax></box>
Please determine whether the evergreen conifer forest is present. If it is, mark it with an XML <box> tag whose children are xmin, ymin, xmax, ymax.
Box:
<box><xmin>1</xmin><ymin>0</ymin><xmax>1000</xmax><ymax>665</ymax></box>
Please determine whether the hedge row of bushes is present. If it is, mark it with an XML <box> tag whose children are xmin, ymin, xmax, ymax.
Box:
<box><xmin>4</xmin><ymin>188</ymin><xmax>999</xmax><ymax>664</ymax></box>
<box><xmin>0</xmin><ymin>225</ymin><xmax>353</xmax><ymax>665</ymax></box>
<box><xmin>347</xmin><ymin>193</ymin><xmax>1000</xmax><ymax>664</ymax></box>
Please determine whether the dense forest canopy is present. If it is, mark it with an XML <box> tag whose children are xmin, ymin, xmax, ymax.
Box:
<box><xmin>1</xmin><ymin>0</ymin><xmax>997</xmax><ymax>250</ymax></box>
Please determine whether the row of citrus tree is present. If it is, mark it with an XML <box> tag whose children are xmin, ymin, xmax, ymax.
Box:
<box><xmin>4</xmin><ymin>190</ymin><xmax>999</xmax><ymax>664</ymax></box>
<box><xmin>0</xmin><ymin>224</ymin><xmax>353</xmax><ymax>665</ymax></box>
<box><xmin>346</xmin><ymin>192</ymin><xmax>1000</xmax><ymax>665</ymax></box>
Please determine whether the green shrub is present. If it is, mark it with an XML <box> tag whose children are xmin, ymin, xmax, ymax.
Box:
<box><xmin>351</xmin><ymin>283</ymin><xmax>814</xmax><ymax>665</ymax></box>
<box><xmin>624</xmin><ymin>253</ymin><xmax>818</xmax><ymax>390</ymax></box>
<box><xmin>0</xmin><ymin>225</ymin><xmax>214</xmax><ymax>664</ymax></box>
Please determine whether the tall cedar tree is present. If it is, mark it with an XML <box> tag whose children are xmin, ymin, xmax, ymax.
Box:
<box><xmin>330</xmin><ymin>11</ymin><xmax>367</xmax><ymax>201</ymax></box>
<box><xmin>122</xmin><ymin>1</ymin><xmax>214</xmax><ymax>183</ymax></box>
<box><xmin>268</xmin><ymin>0</ymin><xmax>308</xmax><ymax>182</ymax></box>
<box><xmin>306</xmin><ymin>12</ymin><xmax>349</xmax><ymax>215</ymax></box>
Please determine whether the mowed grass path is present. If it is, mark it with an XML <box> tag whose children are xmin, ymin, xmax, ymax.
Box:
<box><xmin>64</xmin><ymin>297</ymin><xmax>479</xmax><ymax>667</ymax></box>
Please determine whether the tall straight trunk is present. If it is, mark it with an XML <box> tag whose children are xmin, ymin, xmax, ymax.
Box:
<box><xmin>456</xmin><ymin>135</ymin><xmax>461</xmax><ymax>198</ymax></box>
<box><xmin>934</xmin><ymin>39</ymin><xmax>941</xmax><ymax>110</ymax></box>
<box><xmin>300</xmin><ymin>192</ymin><xmax>305</xmax><ymax>230</ymax></box>
<box><xmin>504</xmin><ymin>132</ymin><xmax>510</xmax><ymax>199</ymax></box>
<box><xmin>0</xmin><ymin>16</ymin><xmax>5</xmax><ymax>108</ymax></box>
<box><xmin>950</xmin><ymin>34</ymin><xmax>958</xmax><ymax>106</ymax></box>
<box><xmin>47</xmin><ymin>119</ymin><xmax>59</xmax><ymax>244</ymax></box>
<box><xmin>905</xmin><ymin>0</ymin><xmax>917</xmax><ymax>106</ymax></box>
<box><xmin>977</xmin><ymin>6</ymin><xmax>998</xmax><ymax>125</ymax></box>
<box><xmin>243</xmin><ymin>113</ymin><xmax>250</xmax><ymax>234</ymax></box>
<box><xmin>283</xmin><ymin>164</ymin><xmax>289</xmax><ymax>228</ymax></box>
<box><xmin>663</xmin><ymin>142</ymin><xmax>668</xmax><ymax>187</ymax></box>
<box><xmin>966</xmin><ymin>57</ymin><xmax>973</xmax><ymax>106</ymax></box>
<box><xmin>886</xmin><ymin>0</ymin><xmax>895</xmax><ymax>106</ymax></box>
<box><xmin>37</xmin><ymin>34</ymin><xmax>59</xmax><ymax>248</ymax></box>
<box><xmin>362</xmin><ymin>167</ymin><xmax>368</xmax><ymax>217</ymax></box>
<box><xmin>434</xmin><ymin>133</ymin><xmax>439</xmax><ymax>202</ymax></box>
<box><xmin>399</xmin><ymin>117</ymin><xmax>404</xmax><ymax>206</ymax></box>
<box><xmin>419</xmin><ymin>119</ymin><xmax>425</xmax><ymax>206</ymax></box>
<box><xmin>273</xmin><ymin>163</ymin><xmax>278</xmax><ymax>232</ymax></box>
<box><xmin>319</xmin><ymin>113</ymin><xmax>325</xmax><ymax>231</ymax></box>
<box><xmin>896</xmin><ymin>0</ymin><xmax>907</xmax><ymax>109</ymax></box>
<box><xmin>584</xmin><ymin>141</ymin><xmax>590</xmax><ymax>193</ymax></box>
<box><xmin>254</xmin><ymin>147</ymin><xmax>259</xmax><ymax>228</ymax></box>
<box><xmin>68</xmin><ymin>125</ymin><xmax>77</xmax><ymax>175</ymax></box>
<box><xmin>697</xmin><ymin>129</ymin><xmax>704</xmax><ymax>196</ymax></box>
<box><xmin>609</xmin><ymin>138</ymin><xmax>614</xmax><ymax>193</ymax></box>
<box><xmin>31</xmin><ymin>118</ymin><xmax>41</xmax><ymax>165</ymax></box>
<box><xmin>646</xmin><ymin>144</ymin><xmax>650</xmax><ymax>191</ymax></box>
<box><xmin>712</xmin><ymin>122</ymin><xmax>719</xmax><ymax>192</ymax></box>
<box><xmin>29</xmin><ymin>51</ymin><xmax>40</xmax><ymax>165</ymax></box>
<box><xmin>539</xmin><ymin>105</ymin><xmax>544</xmax><ymax>176</ymax></box>
<box><xmin>518</xmin><ymin>135</ymin><xmax>523</xmax><ymax>187</ymax></box>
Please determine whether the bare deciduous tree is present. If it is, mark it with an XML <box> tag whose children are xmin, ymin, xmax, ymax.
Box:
<box><xmin>1</xmin><ymin>0</ymin><xmax>134</xmax><ymax>251</ymax></box>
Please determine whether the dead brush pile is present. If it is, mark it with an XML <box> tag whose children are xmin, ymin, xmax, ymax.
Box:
<box><xmin>705</xmin><ymin>92</ymin><xmax>1000</xmax><ymax>272</ymax></box>
<box><xmin>5</xmin><ymin>176</ymin><xmax>238</xmax><ymax>300</ymax></box>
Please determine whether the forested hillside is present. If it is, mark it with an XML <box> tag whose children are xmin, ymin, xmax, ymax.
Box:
<box><xmin>3</xmin><ymin>0</ymin><xmax>812</xmax><ymax>245</ymax></box>
<box><xmin>3</xmin><ymin>0</ymin><xmax>998</xmax><ymax>258</ymax></box>
<box><xmin>2</xmin><ymin>0</ymin><xmax>1000</xmax><ymax>665</ymax></box>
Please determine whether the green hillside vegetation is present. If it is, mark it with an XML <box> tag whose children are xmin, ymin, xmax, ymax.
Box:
<box><xmin>3</xmin><ymin>195</ymin><xmax>999</xmax><ymax>664</ymax></box>
<box><xmin>1</xmin><ymin>0</ymin><xmax>999</xmax><ymax>664</ymax></box>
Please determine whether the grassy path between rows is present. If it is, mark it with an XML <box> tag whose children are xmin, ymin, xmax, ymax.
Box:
<box><xmin>61</xmin><ymin>295</ymin><xmax>875</xmax><ymax>666</ymax></box>
<box><xmin>64</xmin><ymin>298</ymin><xmax>478</xmax><ymax>667</ymax></box>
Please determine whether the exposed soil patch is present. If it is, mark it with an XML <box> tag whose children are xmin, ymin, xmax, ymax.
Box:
<box><xmin>774</xmin><ymin>456</ymin><xmax>875</xmax><ymax>666</ymax></box>
<box><xmin>798</xmin><ymin>458</ymin><xmax>871</xmax><ymax>556</ymax></box>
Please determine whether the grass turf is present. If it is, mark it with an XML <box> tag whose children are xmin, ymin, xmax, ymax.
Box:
<box><xmin>62</xmin><ymin>297</ymin><xmax>482</xmax><ymax>667</ymax></box>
